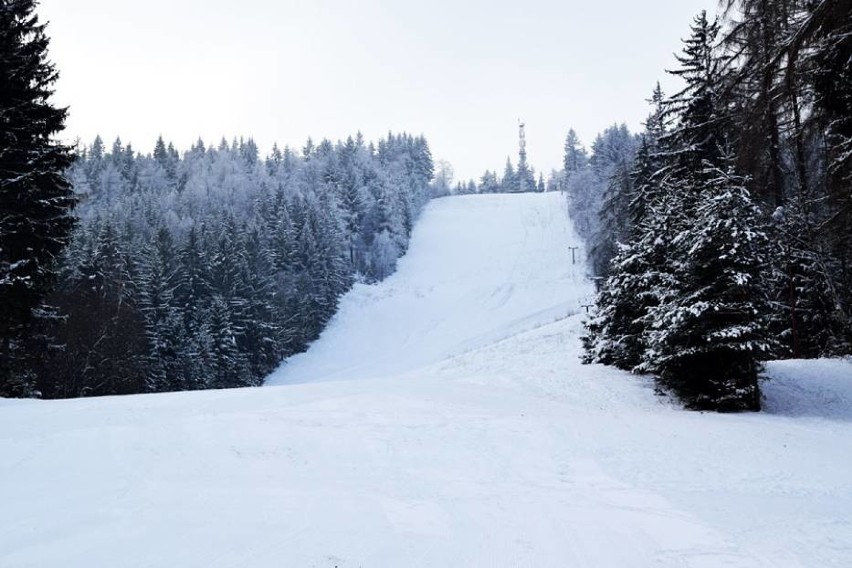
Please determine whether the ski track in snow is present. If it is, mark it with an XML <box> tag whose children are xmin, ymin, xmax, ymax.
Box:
<box><xmin>2</xmin><ymin>192</ymin><xmax>851</xmax><ymax>568</ymax></box>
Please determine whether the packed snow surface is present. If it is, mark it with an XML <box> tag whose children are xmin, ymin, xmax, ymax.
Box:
<box><xmin>2</xmin><ymin>193</ymin><xmax>851</xmax><ymax>568</ymax></box>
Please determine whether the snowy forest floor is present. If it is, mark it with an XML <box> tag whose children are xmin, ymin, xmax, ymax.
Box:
<box><xmin>2</xmin><ymin>193</ymin><xmax>851</xmax><ymax>567</ymax></box>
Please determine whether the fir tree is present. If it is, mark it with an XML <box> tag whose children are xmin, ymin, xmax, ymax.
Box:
<box><xmin>584</xmin><ymin>12</ymin><xmax>776</xmax><ymax>412</ymax></box>
<box><xmin>501</xmin><ymin>158</ymin><xmax>516</xmax><ymax>193</ymax></box>
<box><xmin>644</xmin><ymin>166</ymin><xmax>775</xmax><ymax>411</ymax></box>
<box><xmin>563</xmin><ymin>129</ymin><xmax>588</xmax><ymax>173</ymax></box>
<box><xmin>583</xmin><ymin>192</ymin><xmax>677</xmax><ymax>371</ymax></box>
<box><xmin>592</xmin><ymin>161</ymin><xmax>633</xmax><ymax>277</ymax></box>
<box><xmin>0</xmin><ymin>0</ymin><xmax>76</xmax><ymax>397</ymax></box>
<box><xmin>87</xmin><ymin>135</ymin><xmax>105</xmax><ymax>181</ymax></box>
<box><xmin>661</xmin><ymin>11</ymin><xmax>728</xmax><ymax>179</ymax></box>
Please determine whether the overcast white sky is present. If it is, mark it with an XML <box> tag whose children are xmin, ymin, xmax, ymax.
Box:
<box><xmin>39</xmin><ymin>0</ymin><xmax>713</xmax><ymax>181</ymax></box>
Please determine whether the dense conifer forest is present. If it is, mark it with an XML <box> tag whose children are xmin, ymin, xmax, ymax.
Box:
<box><xmin>6</xmin><ymin>130</ymin><xmax>434</xmax><ymax>398</ymax></box>
<box><xmin>577</xmin><ymin>2</ymin><xmax>852</xmax><ymax>410</ymax></box>
<box><xmin>53</xmin><ymin>133</ymin><xmax>433</xmax><ymax>398</ymax></box>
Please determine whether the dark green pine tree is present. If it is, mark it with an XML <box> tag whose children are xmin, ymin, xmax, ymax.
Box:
<box><xmin>585</xmin><ymin>12</ymin><xmax>776</xmax><ymax>412</ymax></box>
<box><xmin>238</xmin><ymin>225</ymin><xmax>281</xmax><ymax>380</ymax></box>
<box><xmin>661</xmin><ymin>11</ymin><xmax>727</xmax><ymax>179</ymax></box>
<box><xmin>585</xmin><ymin>92</ymin><xmax>671</xmax><ymax>368</ymax></box>
<box><xmin>768</xmin><ymin>203</ymin><xmax>851</xmax><ymax>358</ymax></box>
<box><xmin>0</xmin><ymin>0</ymin><xmax>76</xmax><ymax>397</ymax></box>
<box><xmin>628</xmin><ymin>83</ymin><xmax>667</xmax><ymax>228</ymax></box>
<box><xmin>87</xmin><ymin>135</ymin><xmax>105</xmax><ymax>182</ymax></box>
<box><xmin>138</xmin><ymin>225</ymin><xmax>184</xmax><ymax>392</ymax></box>
<box><xmin>153</xmin><ymin>135</ymin><xmax>168</xmax><ymax>167</ymax></box>
<box><xmin>808</xmin><ymin>0</ymin><xmax>852</xmax><ymax>349</ymax></box>
<box><xmin>645</xmin><ymin>165</ymin><xmax>775</xmax><ymax>411</ymax></box>
<box><xmin>291</xmin><ymin>199</ymin><xmax>324</xmax><ymax>348</ymax></box>
<box><xmin>207</xmin><ymin>294</ymin><xmax>251</xmax><ymax>389</ymax></box>
<box><xmin>583</xmin><ymin>190</ymin><xmax>678</xmax><ymax>372</ymax></box>
<box><xmin>642</xmin><ymin>13</ymin><xmax>776</xmax><ymax>411</ymax></box>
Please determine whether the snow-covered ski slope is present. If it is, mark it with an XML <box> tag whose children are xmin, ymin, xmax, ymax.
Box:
<box><xmin>2</xmin><ymin>193</ymin><xmax>852</xmax><ymax>568</ymax></box>
<box><xmin>267</xmin><ymin>193</ymin><xmax>593</xmax><ymax>385</ymax></box>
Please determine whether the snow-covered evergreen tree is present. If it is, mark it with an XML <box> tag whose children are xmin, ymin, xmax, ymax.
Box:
<box><xmin>501</xmin><ymin>158</ymin><xmax>517</xmax><ymax>193</ymax></box>
<box><xmin>563</xmin><ymin>129</ymin><xmax>588</xmax><ymax>174</ymax></box>
<box><xmin>644</xmin><ymin>166</ymin><xmax>774</xmax><ymax>411</ymax></box>
<box><xmin>585</xmin><ymin>11</ymin><xmax>777</xmax><ymax>412</ymax></box>
<box><xmin>566</xmin><ymin>123</ymin><xmax>638</xmax><ymax>268</ymax></box>
<box><xmin>0</xmin><ymin>0</ymin><xmax>76</xmax><ymax>397</ymax></box>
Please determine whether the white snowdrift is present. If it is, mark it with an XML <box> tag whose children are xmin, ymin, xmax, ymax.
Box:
<box><xmin>1</xmin><ymin>193</ymin><xmax>850</xmax><ymax>568</ymax></box>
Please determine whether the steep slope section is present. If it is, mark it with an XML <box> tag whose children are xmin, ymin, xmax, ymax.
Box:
<box><xmin>267</xmin><ymin>192</ymin><xmax>592</xmax><ymax>385</ymax></box>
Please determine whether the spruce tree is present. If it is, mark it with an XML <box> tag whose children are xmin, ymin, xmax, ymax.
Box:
<box><xmin>138</xmin><ymin>225</ymin><xmax>184</xmax><ymax>392</ymax></box>
<box><xmin>721</xmin><ymin>0</ymin><xmax>791</xmax><ymax>208</ymax></box>
<box><xmin>586</xmin><ymin>97</ymin><xmax>671</xmax><ymax>368</ymax></box>
<box><xmin>501</xmin><ymin>158</ymin><xmax>517</xmax><ymax>193</ymax></box>
<box><xmin>582</xmin><ymin>206</ymin><xmax>675</xmax><ymax>371</ymax></box>
<box><xmin>592</xmin><ymin>161</ymin><xmax>633</xmax><ymax>277</ymax></box>
<box><xmin>808</xmin><ymin>0</ymin><xmax>852</xmax><ymax>347</ymax></box>
<box><xmin>661</xmin><ymin>11</ymin><xmax>727</xmax><ymax>179</ymax></box>
<box><xmin>87</xmin><ymin>135</ymin><xmax>104</xmax><ymax>182</ymax></box>
<box><xmin>644</xmin><ymin>166</ymin><xmax>775</xmax><ymax>411</ymax></box>
<box><xmin>644</xmin><ymin>13</ymin><xmax>776</xmax><ymax>411</ymax></box>
<box><xmin>0</xmin><ymin>0</ymin><xmax>76</xmax><ymax>397</ymax></box>
<box><xmin>563</xmin><ymin>129</ymin><xmax>587</xmax><ymax>173</ymax></box>
<box><xmin>585</xmin><ymin>12</ymin><xmax>776</xmax><ymax>412</ymax></box>
<box><xmin>768</xmin><ymin>200</ymin><xmax>852</xmax><ymax>357</ymax></box>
